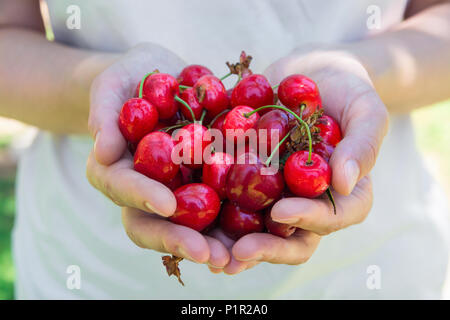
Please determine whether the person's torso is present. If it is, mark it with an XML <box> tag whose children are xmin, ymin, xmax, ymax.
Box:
<box><xmin>13</xmin><ymin>0</ymin><xmax>449</xmax><ymax>299</ymax></box>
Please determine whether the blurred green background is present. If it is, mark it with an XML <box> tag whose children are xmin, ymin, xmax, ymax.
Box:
<box><xmin>0</xmin><ymin>101</ymin><xmax>449</xmax><ymax>300</ymax></box>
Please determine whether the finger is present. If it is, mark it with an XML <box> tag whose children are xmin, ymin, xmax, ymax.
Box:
<box><xmin>204</xmin><ymin>236</ymin><xmax>231</xmax><ymax>269</ymax></box>
<box><xmin>330</xmin><ymin>90</ymin><xmax>389</xmax><ymax>195</ymax></box>
<box><xmin>208</xmin><ymin>229</ymin><xmax>255</xmax><ymax>275</ymax></box>
<box><xmin>88</xmin><ymin>74</ymin><xmax>128</xmax><ymax>166</ymax></box>
<box><xmin>232</xmin><ymin>230</ymin><xmax>321</xmax><ymax>265</ymax></box>
<box><xmin>270</xmin><ymin>176</ymin><xmax>373</xmax><ymax>235</ymax></box>
<box><xmin>87</xmin><ymin>151</ymin><xmax>176</xmax><ymax>217</ymax></box>
<box><xmin>208</xmin><ymin>266</ymin><xmax>223</xmax><ymax>274</ymax></box>
<box><xmin>122</xmin><ymin>207</ymin><xmax>210</xmax><ymax>263</ymax></box>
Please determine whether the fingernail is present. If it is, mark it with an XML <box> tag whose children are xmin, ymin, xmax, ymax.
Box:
<box><xmin>344</xmin><ymin>159</ymin><xmax>360</xmax><ymax>193</ymax></box>
<box><xmin>94</xmin><ymin>131</ymin><xmax>100</xmax><ymax>153</ymax></box>
<box><xmin>144</xmin><ymin>201</ymin><xmax>169</xmax><ymax>217</ymax></box>
<box><xmin>178</xmin><ymin>248</ymin><xmax>196</xmax><ymax>262</ymax></box>
<box><xmin>274</xmin><ymin>216</ymin><xmax>298</xmax><ymax>224</ymax></box>
<box><xmin>207</xmin><ymin>262</ymin><xmax>222</xmax><ymax>269</ymax></box>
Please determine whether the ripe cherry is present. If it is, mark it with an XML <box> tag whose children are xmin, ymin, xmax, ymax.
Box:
<box><xmin>222</xmin><ymin>106</ymin><xmax>260</xmax><ymax>145</ymax></box>
<box><xmin>284</xmin><ymin>151</ymin><xmax>331</xmax><ymax>198</ymax></box>
<box><xmin>316</xmin><ymin>114</ymin><xmax>342</xmax><ymax>147</ymax></box>
<box><xmin>142</xmin><ymin>73</ymin><xmax>179</xmax><ymax>120</ymax></box>
<box><xmin>170</xmin><ymin>183</ymin><xmax>221</xmax><ymax>232</ymax></box>
<box><xmin>210</xmin><ymin>110</ymin><xmax>229</xmax><ymax>132</ymax></box>
<box><xmin>278</xmin><ymin>74</ymin><xmax>322</xmax><ymax>119</ymax></box>
<box><xmin>202</xmin><ymin>152</ymin><xmax>233</xmax><ymax>199</ymax></box>
<box><xmin>173</xmin><ymin>123</ymin><xmax>211</xmax><ymax>169</ymax></box>
<box><xmin>194</xmin><ymin>75</ymin><xmax>229</xmax><ymax>116</ymax></box>
<box><xmin>179</xmin><ymin>165</ymin><xmax>194</xmax><ymax>184</ymax></box>
<box><xmin>256</xmin><ymin>109</ymin><xmax>289</xmax><ymax>157</ymax></box>
<box><xmin>313</xmin><ymin>141</ymin><xmax>334</xmax><ymax>163</ymax></box>
<box><xmin>220</xmin><ymin>201</ymin><xmax>264</xmax><ymax>240</ymax></box>
<box><xmin>264</xmin><ymin>209</ymin><xmax>296</xmax><ymax>238</ymax></box>
<box><xmin>134</xmin><ymin>131</ymin><xmax>179</xmax><ymax>184</ymax></box>
<box><xmin>118</xmin><ymin>98</ymin><xmax>159</xmax><ymax>143</ymax></box>
<box><xmin>159</xmin><ymin>111</ymin><xmax>182</xmax><ymax>126</ymax></box>
<box><xmin>231</xmin><ymin>74</ymin><xmax>274</xmax><ymax>111</ymax></box>
<box><xmin>177</xmin><ymin>65</ymin><xmax>213</xmax><ymax>87</ymax></box>
<box><xmin>164</xmin><ymin>172</ymin><xmax>182</xmax><ymax>191</ymax></box>
<box><xmin>176</xmin><ymin>87</ymin><xmax>203</xmax><ymax>121</ymax></box>
<box><xmin>226</xmin><ymin>153</ymin><xmax>284</xmax><ymax>211</ymax></box>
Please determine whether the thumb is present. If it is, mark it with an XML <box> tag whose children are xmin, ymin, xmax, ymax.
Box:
<box><xmin>329</xmin><ymin>92</ymin><xmax>389</xmax><ymax>195</ymax></box>
<box><xmin>88</xmin><ymin>75</ymin><xmax>128</xmax><ymax>166</ymax></box>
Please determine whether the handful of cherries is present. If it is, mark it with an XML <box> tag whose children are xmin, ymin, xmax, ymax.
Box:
<box><xmin>118</xmin><ymin>52</ymin><xmax>342</xmax><ymax>285</ymax></box>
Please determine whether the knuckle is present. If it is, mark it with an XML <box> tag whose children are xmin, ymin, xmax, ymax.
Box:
<box><xmin>102</xmin><ymin>179</ymin><xmax>122</xmax><ymax>206</ymax></box>
<box><xmin>360</xmin><ymin>135</ymin><xmax>379</xmax><ymax>169</ymax></box>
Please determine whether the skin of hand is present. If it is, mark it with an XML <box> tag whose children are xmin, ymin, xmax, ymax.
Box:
<box><xmin>86</xmin><ymin>43</ymin><xmax>230</xmax><ymax>269</ymax></box>
<box><xmin>210</xmin><ymin>45</ymin><xmax>389</xmax><ymax>274</ymax></box>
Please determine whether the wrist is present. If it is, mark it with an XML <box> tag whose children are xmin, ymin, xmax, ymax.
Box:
<box><xmin>63</xmin><ymin>52</ymin><xmax>119</xmax><ymax>133</ymax></box>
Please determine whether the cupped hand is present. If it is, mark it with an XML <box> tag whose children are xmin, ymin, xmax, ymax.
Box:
<box><xmin>86</xmin><ymin>43</ymin><xmax>230</xmax><ymax>267</ymax></box>
<box><xmin>226</xmin><ymin>45</ymin><xmax>389</xmax><ymax>272</ymax></box>
<box><xmin>87</xmin><ymin>43</ymin><xmax>186</xmax><ymax>216</ymax></box>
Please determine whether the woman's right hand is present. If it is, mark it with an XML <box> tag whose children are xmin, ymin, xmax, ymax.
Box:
<box><xmin>86</xmin><ymin>43</ymin><xmax>230</xmax><ymax>267</ymax></box>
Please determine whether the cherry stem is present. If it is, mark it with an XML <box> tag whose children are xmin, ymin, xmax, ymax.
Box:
<box><xmin>199</xmin><ymin>109</ymin><xmax>207</xmax><ymax>123</ymax></box>
<box><xmin>138</xmin><ymin>71</ymin><xmax>158</xmax><ymax>98</ymax></box>
<box><xmin>207</xmin><ymin>109</ymin><xmax>229</xmax><ymax>129</ymax></box>
<box><xmin>220</xmin><ymin>72</ymin><xmax>232</xmax><ymax>81</ymax></box>
<box><xmin>234</xmin><ymin>73</ymin><xmax>242</xmax><ymax>87</ymax></box>
<box><xmin>179</xmin><ymin>85</ymin><xmax>191</xmax><ymax>90</ymax></box>
<box><xmin>244</xmin><ymin>105</ymin><xmax>313</xmax><ymax>163</ymax></box>
<box><xmin>159</xmin><ymin>123</ymin><xmax>187</xmax><ymax>133</ymax></box>
<box><xmin>326</xmin><ymin>188</ymin><xmax>337</xmax><ymax>215</ymax></box>
<box><xmin>174</xmin><ymin>95</ymin><xmax>196</xmax><ymax>122</ymax></box>
<box><xmin>272</xmin><ymin>84</ymin><xmax>280</xmax><ymax>90</ymax></box>
<box><xmin>265</xmin><ymin>130</ymin><xmax>291</xmax><ymax>167</ymax></box>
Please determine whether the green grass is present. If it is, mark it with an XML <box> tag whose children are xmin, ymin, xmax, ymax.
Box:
<box><xmin>0</xmin><ymin>101</ymin><xmax>448</xmax><ymax>300</ymax></box>
<box><xmin>0</xmin><ymin>175</ymin><xmax>15</xmax><ymax>300</ymax></box>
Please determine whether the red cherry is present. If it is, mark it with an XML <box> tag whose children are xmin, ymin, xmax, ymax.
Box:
<box><xmin>177</xmin><ymin>65</ymin><xmax>213</xmax><ymax>87</ymax></box>
<box><xmin>170</xmin><ymin>183</ymin><xmax>221</xmax><ymax>232</ymax></box>
<box><xmin>164</xmin><ymin>172</ymin><xmax>182</xmax><ymax>191</ymax></box>
<box><xmin>234</xmin><ymin>142</ymin><xmax>258</xmax><ymax>163</ymax></box>
<box><xmin>220</xmin><ymin>201</ymin><xmax>264</xmax><ymax>240</ymax></box>
<box><xmin>284</xmin><ymin>151</ymin><xmax>331</xmax><ymax>198</ymax></box>
<box><xmin>208</xmin><ymin>110</ymin><xmax>230</xmax><ymax>153</ymax></box>
<box><xmin>226</xmin><ymin>88</ymin><xmax>233</xmax><ymax>101</ymax></box>
<box><xmin>134</xmin><ymin>82</ymin><xmax>141</xmax><ymax>98</ymax></box>
<box><xmin>222</xmin><ymin>106</ymin><xmax>260</xmax><ymax>145</ymax></box>
<box><xmin>231</xmin><ymin>74</ymin><xmax>274</xmax><ymax>111</ymax></box>
<box><xmin>264</xmin><ymin>210</ymin><xmax>296</xmax><ymax>238</ymax></box>
<box><xmin>142</xmin><ymin>73</ymin><xmax>179</xmax><ymax>120</ymax></box>
<box><xmin>160</xmin><ymin>111</ymin><xmax>182</xmax><ymax>126</ymax></box>
<box><xmin>210</xmin><ymin>110</ymin><xmax>229</xmax><ymax>132</ymax></box>
<box><xmin>134</xmin><ymin>132</ymin><xmax>179</xmax><ymax>184</ymax></box>
<box><xmin>179</xmin><ymin>165</ymin><xmax>194</xmax><ymax>184</ymax></box>
<box><xmin>173</xmin><ymin>123</ymin><xmax>211</xmax><ymax>169</ymax></box>
<box><xmin>313</xmin><ymin>142</ymin><xmax>335</xmax><ymax>163</ymax></box>
<box><xmin>118</xmin><ymin>98</ymin><xmax>159</xmax><ymax>143</ymax></box>
<box><xmin>316</xmin><ymin>114</ymin><xmax>342</xmax><ymax>147</ymax></box>
<box><xmin>226</xmin><ymin>153</ymin><xmax>284</xmax><ymax>211</ymax></box>
<box><xmin>194</xmin><ymin>75</ymin><xmax>229</xmax><ymax>116</ymax></box>
<box><xmin>256</xmin><ymin>110</ymin><xmax>289</xmax><ymax>157</ymax></box>
<box><xmin>202</xmin><ymin>152</ymin><xmax>233</xmax><ymax>199</ymax></box>
<box><xmin>278</xmin><ymin>74</ymin><xmax>322</xmax><ymax>119</ymax></box>
<box><xmin>176</xmin><ymin>87</ymin><xmax>203</xmax><ymax>121</ymax></box>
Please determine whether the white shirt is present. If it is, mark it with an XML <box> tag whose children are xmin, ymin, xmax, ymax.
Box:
<box><xmin>13</xmin><ymin>0</ymin><xmax>450</xmax><ymax>299</ymax></box>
